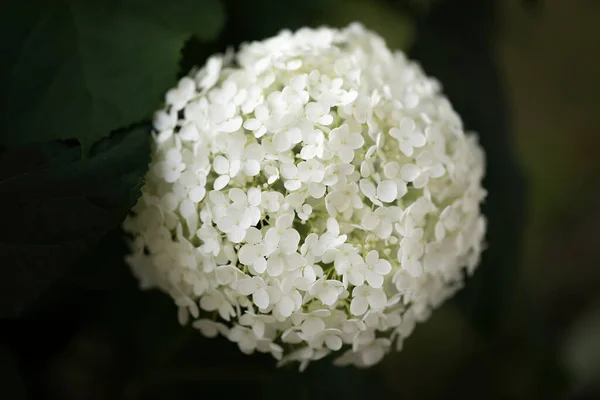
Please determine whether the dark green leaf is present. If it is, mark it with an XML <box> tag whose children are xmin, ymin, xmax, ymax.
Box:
<box><xmin>128</xmin><ymin>0</ymin><xmax>225</xmax><ymax>41</ymax></box>
<box><xmin>0</xmin><ymin>126</ymin><xmax>150</xmax><ymax>317</ymax></box>
<box><xmin>66</xmin><ymin>228</ymin><xmax>133</xmax><ymax>291</ymax></box>
<box><xmin>1</xmin><ymin>0</ymin><xmax>225</xmax><ymax>150</ymax></box>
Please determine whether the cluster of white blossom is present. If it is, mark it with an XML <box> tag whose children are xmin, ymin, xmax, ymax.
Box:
<box><xmin>124</xmin><ymin>23</ymin><xmax>486</xmax><ymax>370</ymax></box>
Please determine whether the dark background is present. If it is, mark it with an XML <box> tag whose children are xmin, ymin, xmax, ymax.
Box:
<box><xmin>1</xmin><ymin>0</ymin><xmax>599</xmax><ymax>399</ymax></box>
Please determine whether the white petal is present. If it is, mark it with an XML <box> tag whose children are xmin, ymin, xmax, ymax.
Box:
<box><xmin>155</xmin><ymin>129</ymin><xmax>173</xmax><ymax>144</ymax></box>
<box><xmin>320</xmin><ymin>285</ymin><xmax>340</xmax><ymax>306</ymax></box>
<box><xmin>383</xmin><ymin>161</ymin><xmax>400</xmax><ymax>179</ymax></box>
<box><xmin>350</xmin><ymin>296</ymin><xmax>369</xmax><ymax>316</ymax></box>
<box><xmin>284</xmin><ymin>179</ymin><xmax>302</xmax><ymax>191</ymax></box>
<box><xmin>266</xmin><ymin>255</ymin><xmax>284</xmax><ymax>276</ymax></box>
<box><xmin>435</xmin><ymin>221</ymin><xmax>446</xmax><ymax>242</ymax></box>
<box><xmin>338</xmin><ymin>147</ymin><xmax>354</xmax><ymax>163</ymax></box>
<box><xmin>347</xmin><ymin>133</ymin><xmax>364</xmax><ymax>149</ymax></box>
<box><xmin>311</xmin><ymin>309</ymin><xmax>331</xmax><ymax>318</ymax></box>
<box><xmin>189</xmin><ymin>186</ymin><xmax>206</xmax><ymax>203</ymax></box>
<box><xmin>215</xmin><ymin>266</ymin><xmax>236</xmax><ymax>285</ymax></box>
<box><xmin>308</xmin><ymin>183</ymin><xmax>326</xmax><ymax>199</ymax></box>
<box><xmin>279</xmin><ymin>229</ymin><xmax>301</xmax><ymax>253</ymax></box>
<box><xmin>255</xmin><ymin>103</ymin><xmax>269</xmax><ymax>120</ymax></box>
<box><xmin>276</xmin><ymin>213</ymin><xmax>294</xmax><ymax>230</ymax></box>
<box><xmin>255</xmin><ymin>127</ymin><xmax>267</xmax><ymax>138</ymax></box>
<box><xmin>347</xmin><ymin>268</ymin><xmax>365</xmax><ymax>286</ymax></box>
<box><xmin>388</xmin><ymin>127</ymin><xmax>401</xmax><ymax>140</ymax></box>
<box><xmin>273</xmin><ymin>132</ymin><xmax>292</xmax><ymax>152</ymax></box>
<box><xmin>400</xmin><ymin>164</ymin><xmax>420</xmax><ymax>182</ymax></box>
<box><xmin>243</xmin><ymin>160</ymin><xmax>261</xmax><ymax>176</ymax></box>
<box><xmin>239</xmin><ymin>244</ymin><xmax>257</xmax><ymax>265</ymax></box>
<box><xmin>362</xmin><ymin>214</ymin><xmax>379</xmax><ymax>231</ymax></box>
<box><xmin>399</xmin><ymin>117</ymin><xmax>415</xmax><ymax>134</ymax></box>
<box><xmin>411</xmin><ymin>132</ymin><xmax>427</xmax><ymax>147</ymax></box>
<box><xmin>228</xmin><ymin>326</ymin><xmax>244</xmax><ymax>342</ymax></box>
<box><xmin>280</xmin><ymin>163</ymin><xmax>297</xmax><ymax>179</ymax></box>
<box><xmin>294</xmin><ymin>277</ymin><xmax>313</xmax><ymax>291</ymax></box>
<box><xmin>359</xmin><ymin>179</ymin><xmax>377</xmax><ymax>199</ymax></box>
<box><xmin>287</xmin><ymin>127</ymin><xmax>303</xmax><ymax>145</ymax></box>
<box><xmin>213</xmin><ymin>175</ymin><xmax>230</xmax><ymax>190</ymax></box>
<box><xmin>247</xmin><ymin>187</ymin><xmax>262</xmax><ymax>206</ymax></box>
<box><xmin>367</xmin><ymin>289</ymin><xmax>386</xmax><ymax>310</ymax></box>
<box><xmin>266</xmin><ymin>285</ymin><xmax>282</xmax><ymax>304</ymax></box>
<box><xmin>399</xmin><ymin>142</ymin><xmax>414</xmax><ymax>157</ymax></box>
<box><xmin>179</xmin><ymin>199</ymin><xmax>196</xmax><ymax>217</ymax></box>
<box><xmin>228</xmin><ymin>227</ymin><xmax>246</xmax><ymax>243</ymax></box>
<box><xmin>253</xmin><ymin>321</ymin><xmax>265</xmax><ymax>338</ymax></box>
<box><xmin>416</xmin><ymin>151</ymin><xmax>434</xmax><ymax>167</ymax></box>
<box><xmin>361</xmin><ymin>344</ymin><xmax>386</xmax><ymax>366</ymax></box>
<box><xmin>236</xmin><ymin>278</ymin><xmax>259</xmax><ymax>295</ymax></box>
<box><xmin>245</xmin><ymin>143</ymin><xmax>265</xmax><ymax>160</ymax></box>
<box><xmin>413</xmin><ymin>172</ymin><xmax>429</xmax><ymax>189</ymax></box>
<box><xmin>264</xmin><ymin>228</ymin><xmax>280</xmax><ymax>247</ymax></box>
<box><xmin>154</xmin><ymin>109</ymin><xmax>176</xmax><ymax>131</ymax></box>
<box><xmin>319</xmin><ymin>114</ymin><xmax>333</xmax><ymax>125</ymax></box>
<box><xmin>253</xmin><ymin>257</ymin><xmax>267</xmax><ymax>274</ymax></box>
<box><xmin>243</xmin><ymin>118</ymin><xmax>260</xmax><ymax>131</ymax></box>
<box><xmin>326</xmin><ymin>218</ymin><xmax>340</xmax><ymax>235</ymax></box>
<box><xmin>305</xmin><ymin>102</ymin><xmax>324</xmax><ymax>123</ymax></box>
<box><xmin>365</xmin><ymin>271</ymin><xmax>384</xmax><ymax>289</ymax></box>
<box><xmin>253</xmin><ymin>288</ymin><xmax>270</xmax><ymax>309</ymax></box>
<box><xmin>325</xmin><ymin>335</ymin><xmax>342</xmax><ymax>351</ymax></box>
<box><xmin>430</xmin><ymin>163</ymin><xmax>445</xmax><ymax>178</ymax></box>
<box><xmin>178</xmin><ymin>123</ymin><xmax>199</xmax><ymax>141</ymax></box>
<box><xmin>229</xmin><ymin>188</ymin><xmax>246</xmax><ymax>204</ymax></box>
<box><xmin>193</xmin><ymin>319</ymin><xmax>219</xmax><ymax>338</ymax></box>
<box><xmin>213</xmin><ymin>155</ymin><xmax>229</xmax><ymax>175</ymax></box>
<box><xmin>377</xmin><ymin>180</ymin><xmax>397</xmax><ymax>203</ymax></box>
<box><xmin>302</xmin><ymin>317</ymin><xmax>326</xmax><ymax>337</ymax></box>
<box><xmin>219</xmin><ymin>116</ymin><xmax>243</xmax><ymax>133</ymax></box>
<box><xmin>276</xmin><ymin>296</ymin><xmax>296</xmax><ymax>318</ymax></box>
<box><xmin>365</xmin><ymin>250</ymin><xmax>379</xmax><ymax>265</ymax></box>
<box><xmin>300</xmin><ymin>145</ymin><xmax>317</xmax><ymax>160</ymax></box>
<box><xmin>244</xmin><ymin>227</ymin><xmax>262</xmax><ymax>244</ymax></box>
<box><xmin>200</xmin><ymin>293</ymin><xmax>221</xmax><ymax>311</ymax></box>
<box><xmin>405</xmin><ymin>259</ymin><xmax>422</xmax><ymax>277</ymax></box>
<box><xmin>229</xmin><ymin>159</ymin><xmax>242</xmax><ymax>177</ymax></box>
<box><xmin>375</xmin><ymin>259</ymin><xmax>392</xmax><ymax>275</ymax></box>
<box><xmin>396</xmin><ymin>180</ymin><xmax>408</xmax><ymax>199</ymax></box>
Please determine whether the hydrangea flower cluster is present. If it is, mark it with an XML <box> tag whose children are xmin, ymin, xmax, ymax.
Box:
<box><xmin>124</xmin><ymin>23</ymin><xmax>486</xmax><ymax>370</ymax></box>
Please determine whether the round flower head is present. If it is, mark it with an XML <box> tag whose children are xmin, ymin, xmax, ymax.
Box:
<box><xmin>124</xmin><ymin>23</ymin><xmax>486</xmax><ymax>370</ymax></box>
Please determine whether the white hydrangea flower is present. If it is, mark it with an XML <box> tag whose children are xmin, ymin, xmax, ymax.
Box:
<box><xmin>125</xmin><ymin>23</ymin><xmax>486</xmax><ymax>371</ymax></box>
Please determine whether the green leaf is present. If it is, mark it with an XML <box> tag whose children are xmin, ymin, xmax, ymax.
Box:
<box><xmin>0</xmin><ymin>126</ymin><xmax>150</xmax><ymax>317</ymax></box>
<box><xmin>1</xmin><ymin>0</ymin><xmax>225</xmax><ymax>150</ymax></box>
<box><xmin>128</xmin><ymin>0</ymin><xmax>225</xmax><ymax>41</ymax></box>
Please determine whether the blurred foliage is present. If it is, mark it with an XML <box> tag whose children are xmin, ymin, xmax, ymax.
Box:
<box><xmin>316</xmin><ymin>0</ymin><xmax>415</xmax><ymax>50</ymax></box>
<box><xmin>1</xmin><ymin>0</ymin><xmax>224</xmax><ymax>151</ymax></box>
<box><xmin>0</xmin><ymin>126</ymin><xmax>150</xmax><ymax>317</ymax></box>
<box><xmin>563</xmin><ymin>302</ymin><xmax>600</xmax><ymax>394</ymax></box>
<box><xmin>0</xmin><ymin>0</ymin><xmax>596</xmax><ymax>398</ymax></box>
<box><xmin>411</xmin><ymin>0</ymin><xmax>522</xmax><ymax>335</ymax></box>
